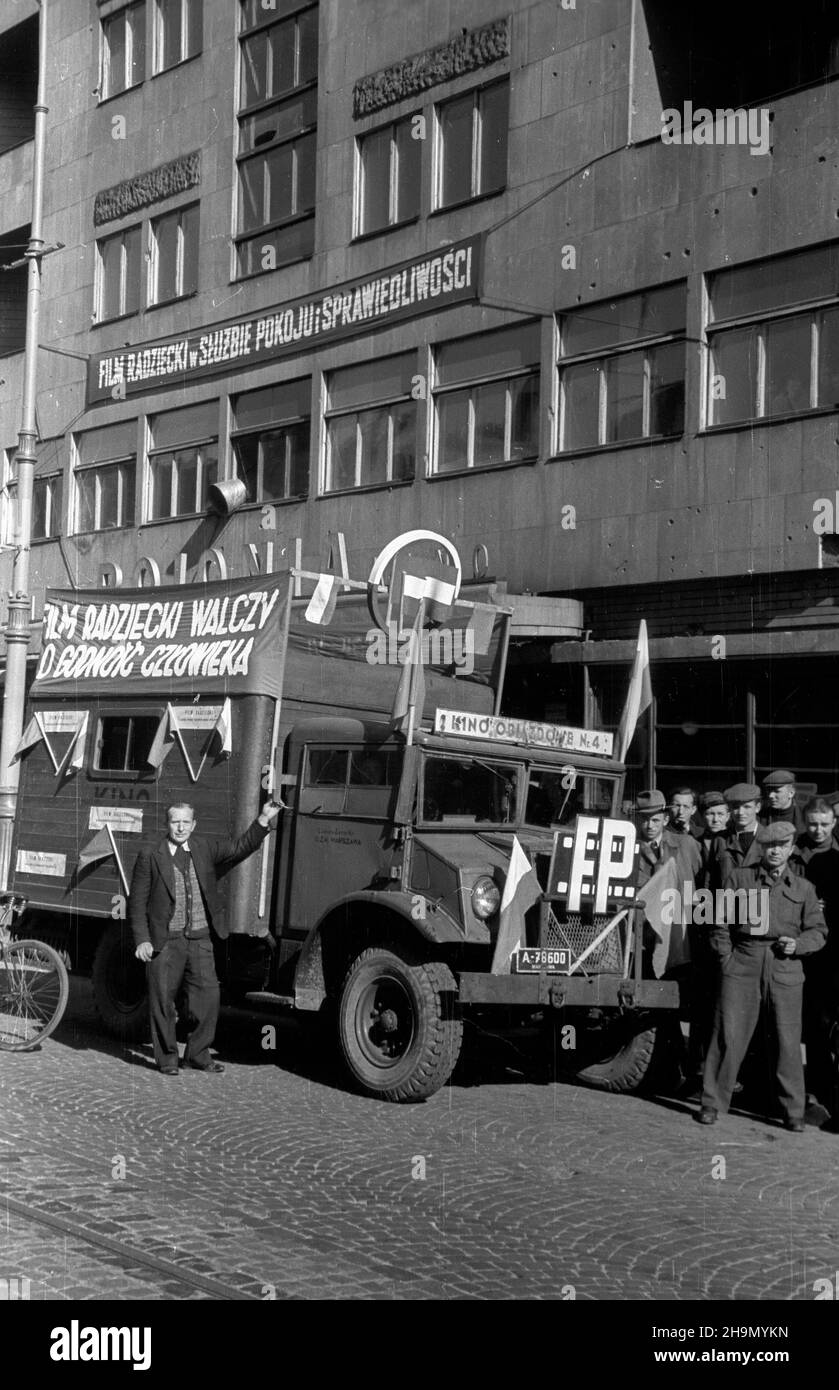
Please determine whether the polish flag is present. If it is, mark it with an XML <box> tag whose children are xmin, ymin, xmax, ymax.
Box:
<box><xmin>490</xmin><ymin>837</ymin><xmax>542</xmax><ymax>975</ymax></box>
<box><xmin>615</xmin><ymin>619</ymin><xmax>652</xmax><ymax>762</ymax></box>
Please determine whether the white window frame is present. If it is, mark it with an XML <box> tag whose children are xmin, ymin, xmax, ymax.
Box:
<box><xmin>74</xmin><ymin>458</ymin><xmax>135</xmax><ymax>534</ymax></box>
<box><xmin>32</xmin><ymin>473</ymin><xmax>62</xmax><ymax>541</ymax></box>
<box><xmin>355</xmin><ymin>114</ymin><xmax>419</xmax><ymax>237</ymax></box>
<box><xmin>434</xmin><ymin>79</ymin><xmax>508</xmax><ymax>212</ymax></box>
<box><xmin>101</xmin><ymin>2</ymin><xmax>146</xmax><ymax>100</ymax></box>
<box><xmin>323</xmin><ymin>361</ymin><xmax>416</xmax><ymax>494</ymax></box>
<box><xmin>431</xmin><ymin>331</ymin><xmax>541</xmax><ymax>474</ymax></box>
<box><xmin>153</xmin><ymin>0</ymin><xmax>200</xmax><ymax>74</ymax></box>
<box><xmin>148</xmin><ymin>204</ymin><xmax>199</xmax><ymax>305</ymax></box>
<box><xmin>706</xmin><ymin>303</ymin><xmax>838</xmax><ymax>428</ymax></box>
<box><xmin>146</xmin><ymin>433</ymin><xmax>218</xmax><ymax>520</ymax></box>
<box><xmin>95</xmin><ymin>226</ymin><xmax>141</xmax><ymax>322</ymax></box>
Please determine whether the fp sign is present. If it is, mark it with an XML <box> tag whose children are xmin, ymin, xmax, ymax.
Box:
<box><xmin>548</xmin><ymin>817</ymin><xmax>639</xmax><ymax>915</ymax></box>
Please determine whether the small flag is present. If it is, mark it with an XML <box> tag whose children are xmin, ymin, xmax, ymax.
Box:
<box><xmin>62</xmin><ymin>710</ymin><xmax>89</xmax><ymax>775</ymax></box>
<box><xmin>146</xmin><ymin>704</ymin><xmax>178</xmax><ymax>769</ymax></box>
<box><xmin>391</xmin><ymin>600</ymin><xmax>426</xmax><ymax>743</ymax></box>
<box><xmin>639</xmin><ymin>856</ymin><xmax>687</xmax><ymax>977</ymax></box>
<box><xmin>13</xmin><ymin>715</ymin><xmax>43</xmax><ymax>761</ymax></box>
<box><xmin>305</xmin><ymin>572</ymin><xmax>339</xmax><ymax>625</ymax></box>
<box><xmin>466</xmin><ymin>604</ymin><xmax>496</xmax><ymax>657</ymax></box>
<box><xmin>78</xmin><ymin>827</ymin><xmax>116</xmax><ymax>869</ymax></box>
<box><xmin>215</xmin><ymin>697</ymin><xmax>232</xmax><ymax>756</ymax></box>
<box><xmin>615</xmin><ymin>619</ymin><xmax>652</xmax><ymax>762</ymax></box>
<box><xmin>401</xmin><ymin>562</ymin><xmax>458</xmax><ymax>623</ymax></box>
<box><xmin>490</xmin><ymin>837</ymin><xmax>542</xmax><ymax>974</ymax></box>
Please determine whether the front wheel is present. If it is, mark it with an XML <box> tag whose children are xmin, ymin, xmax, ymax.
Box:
<box><xmin>337</xmin><ymin>945</ymin><xmax>462</xmax><ymax>1102</ymax></box>
<box><xmin>0</xmin><ymin>939</ymin><xmax>69</xmax><ymax>1051</ymax></box>
<box><xmin>555</xmin><ymin>1011</ymin><xmax>672</xmax><ymax>1093</ymax></box>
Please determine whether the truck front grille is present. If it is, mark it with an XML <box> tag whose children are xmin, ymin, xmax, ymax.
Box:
<box><xmin>540</xmin><ymin>907</ymin><xmax>623</xmax><ymax>974</ymax></box>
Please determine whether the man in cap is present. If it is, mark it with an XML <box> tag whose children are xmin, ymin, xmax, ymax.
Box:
<box><xmin>761</xmin><ymin>770</ymin><xmax>805</xmax><ymax>835</ymax></box>
<box><xmin>699</xmin><ymin>821</ymin><xmax>827</xmax><ymax>1131</ymax></box>
<box><xmin>711</xmin><ymin>783</ymin><xmax>763</xmax><ymax>885</ymax></box>
<box><xmin>634</xmin><ymin>789</ymin><xmax>701</xmax><ymax>888</ymax></box>
<box><xmin>795</xmin><ymin>797</ymin><xmax>839</xmax><ymax>1121</ymax></box>
<box><xmin>682</xmin><ymin>791</ymin><xmax>732</xmax><ymax>1093</ymax></box>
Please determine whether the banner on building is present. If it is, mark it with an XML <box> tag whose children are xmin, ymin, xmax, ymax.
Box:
<box><xmin>87</xmin><ymin>235</ymin><xmax>483</xmax><ymax>404</ymax></box>
<box><xmin>33</xmin><ymin>575</ymin><xmax>291</xmax><ymax>699</ymax></box>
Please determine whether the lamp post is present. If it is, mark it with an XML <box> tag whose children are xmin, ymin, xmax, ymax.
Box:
<box><xmin>0</xmin><ymin>0</ymin><xmax>49</xmax><ymax>889</ymax></box>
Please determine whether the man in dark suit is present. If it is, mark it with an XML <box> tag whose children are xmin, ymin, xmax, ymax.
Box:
<box><xmin>711</xmin><ymin>782</ymin><xmax>763</xmax><ymax>884</ymax></box>
<box><xmin>131</xmin><ymin>800</ymin><xmax>281</xmax><ymax>1076</ymax></box>
<box><xmin>795</xmin><ymin>797</ymin><xmax>839</xmax><ymax>1121</ymax></box>
<box><xmin>635</xmin><ymin>789</ymin><xmax>701</xmax><ymax>887</ymax></box>
<box><xmin>760</xmin><ymin>770</ymin><xmax>806</xmax><ymax>835</ymax></box>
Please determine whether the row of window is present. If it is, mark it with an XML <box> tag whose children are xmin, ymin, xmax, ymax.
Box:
<box><xmin>98</xmin><ymin>1</ymin><xmax>508</xmax><ymax>293</ymax></box>
<box><xmin>13</xmin><ymin>239</ymin><xmax>839</xmax><ymax>537</ymax></box>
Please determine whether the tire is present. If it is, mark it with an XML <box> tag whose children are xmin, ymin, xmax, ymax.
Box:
<box><xmin>91</xmin><ymin>926</ymin><xmax>149</xmax><ymax>1042</ymax></box>
<box><xmin>561</xmin><ymin>1013</ymin><xmax>662</xmax><ymax>1093</ymax></box>
<box><xmin>337</xmin><ymin>945</ymin><xmax>462</xmax><ymax>1102</ymax></box>
<box><xmin>0</xmin><ymin>939</ymin><xmax>69</xmax><ymax>1051</ymax></box>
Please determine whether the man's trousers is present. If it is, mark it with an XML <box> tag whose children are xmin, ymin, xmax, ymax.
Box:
<box><xmin>147</xmin><ymin>934</ymin><xmax>219</xmax><ymax>1070</ymax></box>
<box><xmin>702</xmin><ymin>941</ymin><xmax>806</xmax><ymax>1122</ymax></box>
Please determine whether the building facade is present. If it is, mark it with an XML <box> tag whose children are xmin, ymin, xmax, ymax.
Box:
<box><xmin>2</xmin><ymin>0</ymin><xmax>839</xmax><ymax>801</ymax></box>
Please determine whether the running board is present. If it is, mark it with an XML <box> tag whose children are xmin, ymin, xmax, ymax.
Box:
<box><xmin>241</xmin><ymin>991</ymin><xmax>296</xmax><ymax>1010</ymax></box>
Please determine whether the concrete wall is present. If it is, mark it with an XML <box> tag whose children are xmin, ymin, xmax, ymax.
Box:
<box><xmin>0</xmin><ymin>0</ymin><xmax>837</xmax><ymax>615</ymax></box>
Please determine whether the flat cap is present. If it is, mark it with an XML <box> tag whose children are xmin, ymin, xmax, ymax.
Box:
<box><xmin>635</xmin><ymin>789</ymin><xmax>666</xmax><ymax>813</ymax></box>
<box><xmin>762</xmin><ymin>769</ymin><xmax>796</xmax><ymax>787</ymax></box>
<box><xmin>724</xmin><ymin>782</ymin><xmax>762</xmax><ymax>804</ymax></box>
<box><xmin>699</xmin><ymin>790</ymin><xmax>726</xmax><ymax>811</ymax></box>
<box><xmin>826</xmin><ymin>791</ymin><xmax>839</xmax><ymax>808</ymax></box>
<box><xmin>756</xmin><ymin>821</ymin><xmax>796</xmax><ymax>844</ymax></box>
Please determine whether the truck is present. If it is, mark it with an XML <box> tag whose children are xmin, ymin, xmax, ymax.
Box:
<box><xmin>5</xmin><ymin>564</ymin><xmax>681</xmax><ymax>1101</ymax></box>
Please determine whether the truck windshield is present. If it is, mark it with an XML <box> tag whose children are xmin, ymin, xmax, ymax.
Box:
<box><xmin>421</xmin><ymin>755</ymin><xmax>519</xmax><ymax>824</ymax></box>
<box><xmin>524</xmin><ymin>768</ymin><xmax>616</xmax><ymax>827</ymax></box>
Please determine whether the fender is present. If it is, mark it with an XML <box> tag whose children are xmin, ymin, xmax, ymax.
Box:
<box><xmin>292</xmin><ymin>888</ymin><xmax>464</xmax><ymax>1011</ymax></box>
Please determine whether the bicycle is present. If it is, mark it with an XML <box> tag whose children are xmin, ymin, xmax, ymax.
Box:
<box><xmin>0</xmin><ymin>894</ymin><xmax>69</xmax><ymax>1051</ymax></box>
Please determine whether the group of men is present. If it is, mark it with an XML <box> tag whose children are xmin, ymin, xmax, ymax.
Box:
<box><xmin>633</xmin><ymin>771</ymin><xmax>839</xmax><ymax>1132</ymax></box>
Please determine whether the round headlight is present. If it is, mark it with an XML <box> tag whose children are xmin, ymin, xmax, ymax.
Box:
<box><xmin>471</xmin><ymin>876</ymin><xmax>501</xmax><ymax>920</ymax></box>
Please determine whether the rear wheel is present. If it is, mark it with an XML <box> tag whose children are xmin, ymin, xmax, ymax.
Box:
<box><xmin>337</xmin><ymin>945</ymin><xmax>462</xmax><ymax>1102</ymax></box>
<box><xmin>0</xmin><ymin>939</ymin><xmax>69</xmax><ymax>1051</ymax></box>
<box><xmin>91</xmin><ymin>926</ymin><xmax>148</xmax><ymax>1042</ymax></box>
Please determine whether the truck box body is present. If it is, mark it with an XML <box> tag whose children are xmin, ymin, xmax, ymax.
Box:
<box><xmin>8</xmin><ymin>573</ymin><xmax>496</xmax><ymax>937</ymax></box>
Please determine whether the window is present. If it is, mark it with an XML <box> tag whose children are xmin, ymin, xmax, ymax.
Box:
<box><xmin>706</xmin><ymin>244</ymin><xmax>839</xmax><ymax>427</ymax></box>
<box><xmin>0</xmin><ymin>226</ymin><xmax>28</xmax><ymax>355</ymax></box>
<box><xmin>302</xmin><ymin>746</ymin><xmax>399</xmax><ymax>816</ymax></box>
<box><xmin>435</xmin><ymin>80</ymin><xmax>508</xmax><ymax>211</ymax></box>
<box><xmin>357</xmin><ymin>116</ymin><xmax>421</xmax><ymax>235</ymax></box>
<box><xmin>30</xmin><ymin>438</ymin><xmax>63</xmax><ymax>541</ymax></box>
<box><xmin>231</xmin><ymin>378</ymin><xmax>310</xmax><ymax>503</ymax></box>
<box><xmin>96</xmin><ymin>226</ymin><xmax>141</xmax><ymax>322</ymax></box>
<box><xmin>74</xmin><ymin>422</ymin><xmax>136</xmax><ymax>533</ymax></box>
<box><xmin>94</xmin><ymin>715</ymin><xmax>160</xmax><ymax>773</ymax></box>
<box><xmin>146</xmin><ymin>402</ymin><xmax>218</xmax><ymax>520</ymax></box>
<box><xmin>421</xmin><ymin>755</ymin><xmax>518</xmax><ymax>823</ymax></box>
<box><xmin>236</xmin><ymin>0</ymin><xmax>318</xmax><ymax>278</ymax></box>
<box><xmin>324</xmin><ymin>354</ymin><xmax>416</xmax><ymax>492</ymax></box>
<box><xmin>101</xmin><ymin>2</ymin><xmax>146</xmax><ymax>99</ymax></box>
<box><xmin>432</xmin><ymin>323</ymin><xmax>540</xmax><ymax>473</ymax></box>
<box><xmin>154</xmin><ymin>0</ymin><xmax>201</xmax><ymax>72</ymax></box>
<box><xmin>149</xmin><ymin>204</ymin><xmax>199</xmax><ymax>304</ymax></box>
<box><xmin>558</xmin><ymin>284</ymin><xmax>686</xmax><ymax>451</ymax></box>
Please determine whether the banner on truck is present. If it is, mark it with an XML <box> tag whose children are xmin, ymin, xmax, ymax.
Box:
<box><xmin>34</xmin><ymin>575</ymin><xmax>291</xmax><ymax>699</ymax></box>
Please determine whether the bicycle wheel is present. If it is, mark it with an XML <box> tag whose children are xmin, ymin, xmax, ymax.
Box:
<box><xmin>0</xmin><ymin>939</ymin><xmax>70</xmax><ymax>1051</ymax></box>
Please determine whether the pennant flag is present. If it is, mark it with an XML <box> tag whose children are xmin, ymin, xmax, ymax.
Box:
<box><xmin>391</xmin><ymin>600</ymin><xmax>426</xmax><ymax>744</ymax></box>
<box><xmin>146</xmin><ymin>704</ymin><xmax>178</xmax><ymax>769</ymax></box>
<box><xmin>615</xmin><ymin>619</ymin><xmax>652</xmax><ymax>762</ymax></box>
<box><xmin>215</xmin><ymin>697</ymin><xmax>232</xmax><ymax>757</ymax></box>
<box><xmin>13</xmin><ymin>715</ymin><xmax>43</xmax><ymax>761</ymax></box>
<box><xmin>61</xmin><ymin>709</ymin><xmax>89</xmax><ymax>775</ymax></box>
<box><xmin>304</xmin><ymin>572</ymin><xmax>339</xmax><ymax>626</ymax></box>
<box><xmin>638</xmin><ymin>856</ymin><xmax>687</xmax><ymax>978</ymax></box>
<box><xmin>491</xmin><ymin>837</ymin><xmax>542</xmax><ymax>974</ymax></box>
<box><xmin>78</xmin><ymin>827</ymin><xmax>116</xmax><ymax>870</ymax></box>
<box><xmin>79</xmin><ymin>823</ymin><xmax>130</xmax><ymax>894</ymax></box>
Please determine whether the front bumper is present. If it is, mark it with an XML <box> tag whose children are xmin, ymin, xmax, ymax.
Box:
<box><xmin>457</xmin><ymin>971</ymin><xmax>681</xmax><ymax>1009</ymax></box>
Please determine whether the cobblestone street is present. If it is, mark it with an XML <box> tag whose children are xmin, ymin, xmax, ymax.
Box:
<box><xmin>2</xmin><ymin>980</ymin><xmax>839</xmax><ymax>1302</ymax></box>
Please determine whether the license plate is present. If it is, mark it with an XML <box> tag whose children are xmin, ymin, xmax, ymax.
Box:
<box><xmin>512</xmin><ymin>947</ymin><xmax>571</xmax><ymax>973</ymax></box>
